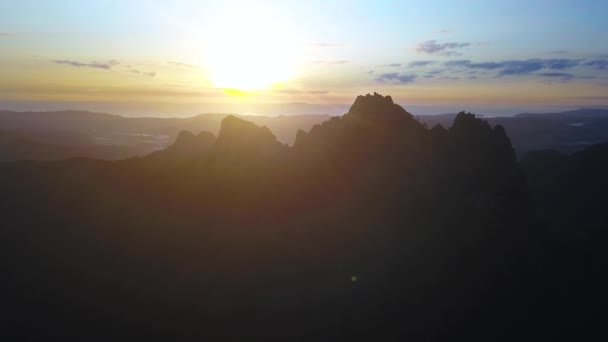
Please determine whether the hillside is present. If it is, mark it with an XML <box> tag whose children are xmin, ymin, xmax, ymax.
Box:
<box><xmin>0</xmin><ymin>110</ymin><xmax>330</xmax><ymax>161</ymax></box>
<box><xmin>416</xmin><ymin>108</ymin><xmax>608</xmax><ymax>155</ymax></box>
<box><xmin>0</xmin><ymin>93</ymin><xmax>555</xmax><ymax>340</ymax></box>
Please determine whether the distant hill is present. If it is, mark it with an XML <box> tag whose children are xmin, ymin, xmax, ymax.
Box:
<box><xmin>1</xmin><ymin>93</ymin><xmax>546</xmax><ymax>340</ymax></box>
<box><xmin>3</xmin><ymin>93</ymin><xmax>607</xmax><ymax>339</ymax></box>
<box><xmin>0</xmin><ymin>129</ymin><xmax>139</xmax><ymax>161</ymax></box>
<box><xmin>520</xmin><ymin>142</ymin><xmax>608</xmax><ymax>336</ymax></box>
<box><xmin>0</xmin><ymin>110</ymin><xmax>331</xmax><ymax>161</ymax></box>
<box><xmin>522</xmin><ymin>142</ymin><xmax>608</xmax><ymax>239</ymax></box>
<box><xmin>515</xmin><ymin>108</ymin><xmax>608</xmax><ymax>119</ymax></box>
<box><xmin>3</xmin><ymin>107</ymin><xmax>608</xmax><ymax>161</ymax></box>
<box><xmin>417</xmin><ymin>108</ymin><xmax>608</xmax><ymax>155</ymax></box>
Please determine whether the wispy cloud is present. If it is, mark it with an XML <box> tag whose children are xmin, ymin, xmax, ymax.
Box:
<box><xmin>416</xmin><ymin>40</ymin><xmax>470</xmax><ymax>56</ymax></box>
<box><xmin>310</xmin><ymin>42</ymin><xmax>342</xmax><ymax>48</ymax></box>
<box><xmin>537</xmin><ymin>72</ymin><xmax>576</xmax><ymax>82</ymax></box>
<box><xmin>408</xmin><ymin>60</ymin><xmax>437</xmax><ymax>68</ymax></box>
<box><xmin>583</xmin><ymin>59</ymin><xmax>608</xmax><ymax>70</ymax></box>
<box><xmin>273</xmin><ymin>89</ymin><xmax>329</xmax><ymax>95</ymax></box>
<box><xmin>168</xmin><ymin>61</ymin><xmax>199</xmax><ymax>69</ymax></box>
<box><xmin>0</xmin><ymin>83</ymin><xmax>222</xmax><ymax>98</ymax></box>
<box><xmin>539</xmin><ymin>73</ymin><xmax>594</xmax><ymax>84</ymax></box>
<box><xmin>376</xmin><ymin>73</ymin><xmax>417</xmax><ymax>84</ymax></box>
<box><xmin>382</xmin><ymin>63</ymin><xmax>402</xmax><ymax>68</ymax></box>
<box><xmin>444</xmin><ymin>58</ymin><xmax>582</xmax><ymax>76</ymax></box>
<box><xmin>544</xmin><ymin>59</ymin><xmax>581</xmax><ymax>69</ymax></box>
<box><xmin>311</xmin><ymin>60</ymin><xmax>349</xmax><ymax>65</ymax></box>
<box><xmin>51</xmin><ymin>59</ymin><xmax>119</xmax><ymax>70</ymax></box>
<box><xmin>434</xmin><ymin>29</ymin><xmax>451</xmax><ymax>34</ymax></box>
<box><xmin>0</xmin><ymin>32</ymin><xmax>13</xmax><ymax>37</ymax></box>
<box><xmin>129</xmin><ymin>69</ymin><xmax>156</xmax><ymax>77</ymax></box>
<box><xmin>426</xmin><ymin>69</ymin><xmax>444</xmax><ymax>75</ymax></box>
<box><xmin>577</xmin><ymin>96</ymin><xmax>608</xmax><ymax>100</ymax></box>
<box><xmin>435</xmin><ymin>57</ymin><xmax>607</xmax><ymax>83</ymax></box>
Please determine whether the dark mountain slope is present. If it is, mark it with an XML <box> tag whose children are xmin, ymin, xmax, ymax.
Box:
<box><xmin>521</xmin><ymin>143</ymin><xmax>608</xmax><ymax>337</ymax></box>
<box><xmin>0</xmin><ymin>110</ymin><xmax>330</xmax><ymax>161</ymax></box>
<box><xmin>0</xmin><ymin>94</ymin><xmax>559</xmax><ymax>341</ymax></box>
<box><xmin>417</xmin><ymin>108</ymin><xmax>608</xmax><ymax>156</ymax></box>
<box><xmin>522</xmin><ymin>143</ymin><xmax>608</xmax><ymax>239</ymax></box>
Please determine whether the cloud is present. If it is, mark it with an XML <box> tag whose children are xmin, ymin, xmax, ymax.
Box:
<box><xmin>444</xmin><ymin>60</ymin><xmax>477</xmax><ymax>68</ymax></box>
<box><xmin>550</xmin><ymin>50</ymin><xmax>568</xmax><ymax>55</ymax></box>
<box><xmin>537</xmin><ymin>72</ymin><xmax>596</xmax><ymax>82</ymax></box>
<box><xmin>376</xmin><ymin>73</ymin><xmax>417</xmax><ymax>83</ymax></box>
<box><xmin>383</xmin><ymin>63</ymin><xmax>402</xmax><ymax>68</ymax></box>
<box><xmin>310</xmin><ymin>42</ymin><xmax>342</xmax><ymax>47</ymax></box>
<box><xmin>51</xmin><ymin>59</ymin><xmax>118</xmax><ymax>70</ymax></box>
<box><xmin>416</xmin><ymin>40</ymin><xmax>470</xmax><ymax>56</ymax></box>
<box><xmin>537</xmin><ymin>72</ymin><xmax>575</xmax><ymax>81</ymax></box>
<box><xmin>408</xmin><ymin>60</ymin><xmax>437</xmax><ymax>68</ymax></box>
<box><xmin>0</xmin><ymin>83</ymin><xmax>222</xmax><ymax>98</ymax></box>
<box><xmin>434</xmin><ymin>29</ymin><xmax>451</xmax><ymax>34</ymax></box>
<box><xmin>436</xmin><ymin>57</ymin><xmax>608</xmax><ymax>83</ymax></box>
<box><xmin>273</xmin><ymin>89</ymin><xmax>329</xmax><ymax>95</ymax></box>
<box><xmin>0</xmin><ymin>32</ymin><xmax>12</xmax><ymax>37</ymax></box>
<box><xmin>426</xmin><ymin>69</ymin><xmax>445</xmax><ymax>75</ymax></box>
<box><xmin>443</xmin><ymin>58</ymin><xmax>582</xmax><ymax>76</ymax></box>
<box><xmin>440</xmin><ymin>51</ymin><xmax>464</xmax><ymax>57</ymax></box>
<box><xmin>578</xmin><ymin>96</ymin><xmax>608</xmax><ymax>100</ymax></box>
<box><xmin>583</xmin><ymin>59</ymin><xmax>608</xmax><ymax>70</ymax></box>
<box><xmin>543</xmin><ymin>59</ymin><xmax>581</xmax><ymax>69</ymax></box>
<box><xmin>499</xmin><ymin>60</ymin><xmax>546</xmax><ymax>75</ymax></box>
<box><xmin>311</xmin><ymin>60</ymin><xmax>349</xmax><ymax>65</ymax></box>
<box><xmin>168</xmin><ymin>61</ymin><xmax>199</xmax><ymax>69</ymax></box>
<box><xmin>129</xmin><ymin>69</ymin><xmax>156</xmax><ymax>77</ymax></box>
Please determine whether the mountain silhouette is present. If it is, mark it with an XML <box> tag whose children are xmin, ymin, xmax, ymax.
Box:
<box><xmin>214</xmin><ymin>115</ymin><xmax>287</xmax><ymax>160</ymax></box>
<box><xmin>3</xmin><ymin>107</ymin><xmax>608</xmax><ymax>161</ymax></box>
<box><xmin>0</xmin><ymin>110</ymin><xmax>330</xmax><ymax>161</ymax></box>
<box><xmin>146</xmin><ymin>130</ymin><xmax>216</xmax><ymax>162</ymax></box>
<box><xmin>417</xmin><ymin>108</ymin><xmax>608</xmax><ymax>155</ymax></box>
<box><xmin>0</xmin><ymin>93</ymin><xmax>604</xmax><ymax>341</ymax></box>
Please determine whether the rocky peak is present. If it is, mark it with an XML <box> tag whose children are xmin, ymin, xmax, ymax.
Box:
<box><xmin>173</xmin><ymin>130</ymin><xmax>216</xmax><ymax>149</ymax></box>
<box><xmin>345</xmin><ymin>92</ymin><xmax>413</xmax><ymax>123</ymax></box>
<box><xmin>168</xmin><ymin>130</ymin><xmax>215</xmax><ymax>154</ymax></box>
<box><xmin>450</xmin><ymin>112</ymin><xmax>514</xmax><ymax>160</ymax></box>
<box><xmin>145</xmin><ymin>130</ymin><xmax>216</xmax><ymax>161</ymax></box>
<box><xmin>215</xmin><ymin>115</ymin><xmax>285</xmax><ymax>157</ymax></box>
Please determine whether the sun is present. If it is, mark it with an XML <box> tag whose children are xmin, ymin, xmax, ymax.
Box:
<box><xmin>205</xmin><ymin>9</ymin><xmax>298</xmax><ymax>92</ymax></box>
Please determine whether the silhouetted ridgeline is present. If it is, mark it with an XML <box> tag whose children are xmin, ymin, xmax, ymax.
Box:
<box><xmin>3</xmin><ymin>107</ymin><xmax>608</xmax><ymax>162</ymax></box>
<box><xmin>0</xmin><ymin>110</ymin><xmax>330</xmax><ymax>161</ymax></box>
<box><xmin>1</xmin><ymin>93</ymin><xmax>605</xmax><ymax>340</ymax></box>
<box><xmin>416</xmin><ymin>108</ymin><xmax>608</xmax><ymax>156</ymax></box>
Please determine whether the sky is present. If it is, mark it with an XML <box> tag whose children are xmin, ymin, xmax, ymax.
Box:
<box><xmin>1</xmin><ymin>0</ymin><xmax>608</xmax><ymax>116</ymax></box>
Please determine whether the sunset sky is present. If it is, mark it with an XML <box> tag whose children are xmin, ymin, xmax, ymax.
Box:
<box><xmin>1</xmin><ymin>0</ymin><xmax>608</xmax><ymax>116</ymax></box>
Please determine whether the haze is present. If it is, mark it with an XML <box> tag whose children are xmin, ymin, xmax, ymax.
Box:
<box><xmin>2</xmin><ymin>0</ymin><xmax>608</xmax><ymax>116</ymax></box>
<box><xmin>2</xmin><ymin>2</ymin><xmax>608</xmax><ymax>341</ymax></box>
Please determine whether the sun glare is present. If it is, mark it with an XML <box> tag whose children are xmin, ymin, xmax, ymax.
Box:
<box><xmin>205</xmin><ymin>9</ymin><xmax>298</xmax><ymax>92</ymax></box>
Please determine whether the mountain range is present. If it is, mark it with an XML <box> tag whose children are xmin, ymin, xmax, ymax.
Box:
<box><xmin>1</xmin><ymin>93</ymin><xmax>606</xmax><ymax>340</ymax></box>
<box><xmin>2</xmin><ymin>107</ymin><xmax>608</xmax><ymax>161</ymax></box>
